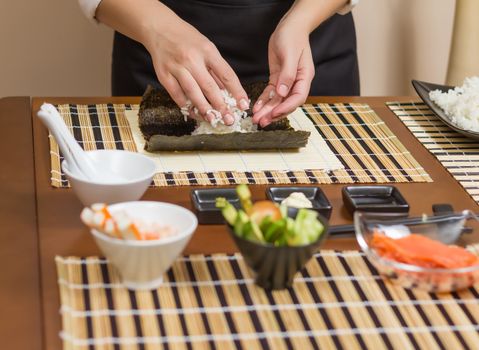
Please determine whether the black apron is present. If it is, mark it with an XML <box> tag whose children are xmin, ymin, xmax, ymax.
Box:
<box><xmin>111</xmin><ymin>0</ymin><xmax>360</xmax><ymax>96</ymax></box>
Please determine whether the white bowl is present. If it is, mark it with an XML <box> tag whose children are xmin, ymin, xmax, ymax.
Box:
<box><xmin>62</xmin><ymin>150</ymin><xmax>156</xmax><ymax>206</ymax></box>
<box><xmin>90</xmin><ymin>201</ymin><xmax>198</xmax><ymax>290</ymax></box>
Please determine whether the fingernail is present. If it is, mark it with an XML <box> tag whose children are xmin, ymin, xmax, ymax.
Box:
<box><xmin>206</xmin><ymin>111</ymin><xmax>215</xmax><ymax>123</ymax></box>
<box><xmin>260</xmin><ymin>118</ymin><xmax>271</xmax><ymax>128</ymax></box>
<box><xmin>224</xmin><ymin>114</ymin><xmax>234</xmax><ymax>125</ymax></box>
<box><xmin>268</xmin><ymin>90</ymin><xmax>275</xmax><ymax>99</ymax></box>
<box><xmin>239</xmin><ymin>98</ymin><xmax>249</xmax><ymax>110</ymax></box>
<box><xmin>278</xmin><ymin>84</ymin><xmax>289</xmax><ymax>97</ymax></box>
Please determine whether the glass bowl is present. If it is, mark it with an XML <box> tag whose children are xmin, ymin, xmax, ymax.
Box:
<box><xmin>354</xmin><ymin>211</ymin><xmax>479</xmax><ymax>293</ymax></box>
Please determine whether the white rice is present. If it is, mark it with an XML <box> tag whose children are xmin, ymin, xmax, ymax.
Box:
<box><xmin>429</xmin><ymin>76</ymin><xmax>479</xmax><ymax>131</ymax></box>
<box><xmin>180</xmin><ymin>90</ymin><xmax>257</xmax><ymax>135</ymax></box>
<box><xmin>192</xmin><ymin>116</ymin><xmax>257</xmax><ymax>135</ymax></box>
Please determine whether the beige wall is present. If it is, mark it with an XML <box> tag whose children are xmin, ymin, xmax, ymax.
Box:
<box><xmin>355</xmin><ymin>0</ymin><xmax>455</xmax><ymax>95</ymax></box>
<box><xmin>0</xmin><ymin>0</ymin><xmax>455</xmax><ymax>98</ymax></box>
<box><xmin>0</xmin><ymin>0</ymin><xmax>112</xmax><ymax>97</ymax></box>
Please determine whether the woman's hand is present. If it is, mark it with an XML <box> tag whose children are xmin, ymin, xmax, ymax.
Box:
<box><xmin>252</xmin><ymin>23</ymin><xmax>314</xmax><ymax>127</ymax></box>
<box><xmin>252</xmin><ymin>0</ymin><xmax>349</xmax><ymax>127</ymax></box>
<box><xmin>97</xmin><ymin>0</ymin><xmax>248</xmax><ymax>125</ymax></box>
<box><xmin>145</xmin><ymin>21</ymin><xmax>249</xmax><ymax>124</ymax></box>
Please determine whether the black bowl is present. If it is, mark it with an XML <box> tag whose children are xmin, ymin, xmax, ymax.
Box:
<box><xmin>226</xmin><ymin>214</ymin><xmax>329</xmax><ymax>290</ymax></box>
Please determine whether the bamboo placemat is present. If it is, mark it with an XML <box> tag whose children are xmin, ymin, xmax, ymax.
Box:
<box><xmin>56</xmin><ymin>249</ymin><xmax>479</xmax><ymax>350</ymax></box>
<box><xmin>388</xmin><ymin>101</ymin><xmax>479</xmax><ymax>204</ymax></box>
<box><xmin>49</xmin><ymin>103</ymin><xmax>431</xmax><ymax>187</ymax></box>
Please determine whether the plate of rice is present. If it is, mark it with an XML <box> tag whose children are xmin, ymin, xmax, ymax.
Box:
<box><xmin>412</xmin><ymin>78</ymin><xmax>479</xmax><ymax>140</ymax></box>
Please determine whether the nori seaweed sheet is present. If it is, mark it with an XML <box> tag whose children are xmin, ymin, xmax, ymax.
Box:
<box><xmin>138</xmin><ymin>82</ymin><xmax>310</xmax><ymax>151</ymax></box>
<box><xmin>146</xmin><ymin>130</ymin><xmax>310</xmax><ymax>151</ymax></box>
<box><xmin>139</xmin><ymin>85</ymin><xmax>197</xmax><ymax>137</ymax></box>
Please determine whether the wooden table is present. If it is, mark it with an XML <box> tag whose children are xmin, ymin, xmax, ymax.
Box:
<box><xmin>1</xmin><ymin>96</ymin><xmax>478</xmax><ymax>350</ymax></box>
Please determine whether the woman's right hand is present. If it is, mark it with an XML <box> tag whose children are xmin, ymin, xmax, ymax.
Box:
<box><xmin>144</xmin><ymin>19</ymin><xmax>249</xmax><ymax>125</ymax></box>
<box><xmin>97</xmin><ymin>0</ymin><xmax>248</xmax><ymax>125</ymax></box>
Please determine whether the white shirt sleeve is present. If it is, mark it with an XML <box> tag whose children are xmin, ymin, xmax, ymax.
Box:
<box><xmin>78</xmin><ymin>0</ymin><xmax>102</xmax><ymax>22</ymax></box>
<box><xmin>337</xmin><ymin>0</ymin><xmax>359</xmax><ymax>15</ymax></box>
<box><xmin>78</xmin><ymin>0</ymin><xmax>358</xmax><ymax>22</ymax></box>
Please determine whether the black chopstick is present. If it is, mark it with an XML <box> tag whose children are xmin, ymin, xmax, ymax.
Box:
<box><xmin>329</xmin><ymin>213</ymin><xmax>474</xmax><ymax>237</ymax></box>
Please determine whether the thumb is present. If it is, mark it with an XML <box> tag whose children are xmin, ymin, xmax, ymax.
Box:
<box><xmin>275</xmin><ymin>54</ymin><xmax>299</xmax><ymax>98</ymax></box>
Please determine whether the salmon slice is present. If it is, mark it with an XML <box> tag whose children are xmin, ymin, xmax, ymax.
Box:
<box><xmin>371</xmin><ymin>232</ymin><xmax>479</xmax><ymax>269</ymax></box>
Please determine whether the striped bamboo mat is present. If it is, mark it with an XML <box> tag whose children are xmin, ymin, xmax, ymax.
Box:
<box><xmin>388</xmin><ymin>101</ymin><xmax>479</xmax><ymax>203</ymax></box>
<box><xmin>56</xmin><ymin>250</ymin><xmax>479</xmax><ymax>350</ymax></box>
<box><xmin>48</xmin><ymin>103</ymin><xmax>431</xmax><ymax>187</ymax></box>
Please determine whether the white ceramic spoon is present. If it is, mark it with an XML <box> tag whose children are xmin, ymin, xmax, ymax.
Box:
<box><xmin>37</xmin><ymin>103</ymin><xmax>127</xmax><ymax>183</ymax></box>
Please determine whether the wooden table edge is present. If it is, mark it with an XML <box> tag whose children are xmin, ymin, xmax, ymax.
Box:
<box><xmin>0</xmin><ymin>96</ymin><xmax>43</xmax><ymax>350</ymax></box>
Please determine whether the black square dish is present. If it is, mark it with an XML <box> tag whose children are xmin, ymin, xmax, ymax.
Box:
<box><xmin>190</xmin><ymin>188</ymin><xmax>240</xmax><ymax>225</ymax></box>
<box><xmin>342</xmin><ymin>186</ymin><xmax>409</xmax><ymax>215</ymax></box>
<box><xmin>266</xmin><ymin>186</ymin><xmax>332</xmax><ymax>219</ymax></box>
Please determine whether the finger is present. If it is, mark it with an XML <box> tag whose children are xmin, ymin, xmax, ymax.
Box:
<box><xmin>259</xmin><ymin>116</ymin><xmax>273</xmax><ymax>128</ymax></box>
<box><xmin>190</xmin><ymin>65</ymin><xmax>231</xmax><ymax>119</ymax></box>
<box><xmin>209</xmin><ymin>70</ymin><xmax>225</xmax><ymax>90</ymax></box>
<box><xmin>271</xmin><ymin>79</ymin><xmax>310</xmax><ymax>118</ymax></box>
<box><xmin>158</xmin><ymin>73</ymin><xmax>189</xmax><ymax>108</ymax></box>
<box><xmin>253</xmin><ymin>84</ymin><xmax>276</xmax><ymax>114</ymax></box>
<box><xmin>174</xmin><ymin>68</ymin><xmax>215</xmax><ymax>122</ymax></box>
<box><xmin>160</xmin><ymin>73</ymin><xmax>205</xmax><ymax>121</ymax></box>
<box><xmin>209</xmin><ymin>71</ymin><xmax>237</xmax><ymax>125</ymax></box>
<box><xmin>208</xmin><ymin>56</ymin><xmax>249</xmax><ymax>111</ymax></box>
<box><xmin>275</xmin><ymin>53</ymin><xmax>300</xmax><ymax>98</ymax></box>
<box><xmin>272</xmin><ymin>49</ymin><xmax>314</xmax><ymax>117</ymax></box>
<box><xmin>252</xmin><ymin>93</ymin><xmax>283</xmax><ymax>126</ymax></box>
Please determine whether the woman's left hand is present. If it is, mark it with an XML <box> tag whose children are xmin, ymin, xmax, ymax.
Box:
<box><xmin>252</xmin><ymin>23</ymin><xmax>315</xmax><ymax>127</ymax></box>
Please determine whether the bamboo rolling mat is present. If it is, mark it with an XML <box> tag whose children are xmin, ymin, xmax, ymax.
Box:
<box><xmin>388</xmin><ymin>101</ymin><xmax>479</xmax><ymax>204</ymax></box>
<box><xmin>124</xmin><ymin>107</ymin><xmax>344</xmax><ymax>174</ymax></box>
<box><xmin>48</xmin><ymin>103</ymin><xmax>431</xmax><ymax>187</ymax></box>
<box><xmin>56</xmin><ymin>250</ymin><xmax>479</xmax><ymax>350</ymax></box>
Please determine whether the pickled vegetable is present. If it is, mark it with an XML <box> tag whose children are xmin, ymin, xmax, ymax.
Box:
<box><xmin>216</xmin><ymin>185</ymin><xmax>325</xmax><ymax>246</ymax></box>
